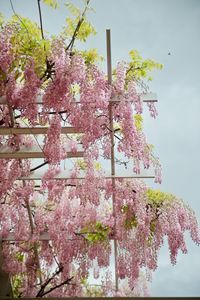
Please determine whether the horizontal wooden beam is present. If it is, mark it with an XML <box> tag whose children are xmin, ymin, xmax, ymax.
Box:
<box><xmin>0</xmin><ymin>127</ymin><xmax>83</xmax><ymax>135</ymax></box>
<box><xmin>0</xmin><ymin>145</ymin><xmax>84</xmax><ymax>159</ymax></box>
<box><xmin>19</xmin><ymin>170</ymin><xmax>155</xmax><ymax>180</ymax></box>
<box><xmin>2</xmin><ymin>231</ymin><xmax>151</xmax><ymax>242</ymax></box>
<box><xmin>111</xmin><ymin>93</ymin><xmax>157</xmax><ymax>103</ymax></box>
<box><xmin>140</xmin><ymin>92</ymin><xmax>157</xmax><ymax>102</ymax></box>
<box><xmin>0</xmin><ymin>152</ymin><xmax>84</xmax><ymax>159</ymax></box>
<box><xmin>0</xmin><ymin>93</ymin><xmax>157</xmax><ymax>106</ymax></box>
<box><xmin>1</xmin><ymin>232</ymin><xmax>50</xmax><ymax>242</ymax></box>
<box><xmin>2</xmin><ymin>232</ymin><xmax>111</xmax><ymax>242</ymax></box>
<box><xmin>0</xmin><ymin>298</ymin><xmax>174</xmax><ymax>300</ymax></box>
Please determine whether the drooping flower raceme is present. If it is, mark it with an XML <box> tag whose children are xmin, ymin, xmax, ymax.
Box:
<box><xmin>0</xmin><ymin>23</ymin><xmax>199</xmax><ymax>298</ymax></box>
<box><xmin>43</xmin><ymin>114</ymin><xmax>65</xmax><ymax>164</ymax></box>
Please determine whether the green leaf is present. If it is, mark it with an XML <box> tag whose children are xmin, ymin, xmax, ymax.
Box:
<box><xmin>146</xmin><ymin>188</ymin><xmax>175</xmax><ymax>206</ymax></box>
<box><xmin>12</xmin><ymin>274</ymin><xmax>24</xmax><ymax>297</ymax></box>
<box><xmin>7</xmin><ymin>15</ymin><xmax>51</xmax><ymax>78</ymax></box>
<box><xmin>42</xmin><ymin>0</ymin><xmax>59</xmax><ymax>9</ymax></box>
<box><xmin>65</xmin><ymin>1</ymin><xmax>81</xmax><ymax>16</ymax></box>
<box><xmin>126</xmin><ymin>49</ymin><xmax>163</xmax><ymax>83</ymax></box>
<box><xmin>129</xmin><ymin>49</ymin><xmax>142</xmax><ymax>61</ymax></box>
<box><xmin>15</xmin><ymin>252</ymin><xmax>24</xmax><ymax>262</ymax></box>
<box><xmin>81</xmin><ymin>48</ymin><xmax>104</xmax><ymax>64</ymax></box>
<box><xmin>76</xmin><ymin>159</ymin><xmax>87</xmax><ymax>170</ymax></box>
<box><xmin>64</xmin><ymin>17</ymin><xmax>96</xmax><ymax>42</ymax></box>
<box><xmin>134</xmin><ymin>114</ymin><xmax>143</xmax><ymax>131</ymax></box>
<box><xmin>121</xmin><ymin>204</ymin><xmax>129</xmax><ymax>213</ymax></box>
<box><xmin>124</xmin><ymin>215</ymin><xmax>137</xmax><ymax>229</ymax></box>
<box><xmin>80</xmin><ymin>221</ymin><xmax>110</xmax><ymax>244</ymax></box>
<box><xmin>0</xmin><ymin>12</ymin><xmax>4</xmax><ymax>27</ymax></box>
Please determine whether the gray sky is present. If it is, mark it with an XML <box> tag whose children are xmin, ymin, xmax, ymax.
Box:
<box><xmin>1</xmin><ymin>0</ymin><xmax>200</xmax><ymax>296</ymax></box>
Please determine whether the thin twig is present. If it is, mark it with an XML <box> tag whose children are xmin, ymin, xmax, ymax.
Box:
<box><xmin>36</xmin><ymin>276</ymin><xmax>73</xmax><ymax>297</ymax></box>
<box><xmin>9</xmin><ymin>0</ymin><xmax>31</xmax><ymax>42</ymax></box>
<box><xmin>101</xmin><ymin>124</ymin><xmax>122</xmax><ymax>141</ymax></box>
<box><xmin>36</xmin><ymin>264</ymin><xmax>63</xmax><ymax>297</ymax></box>
<box><xmin>66</xmin><ymin>0</ymin><xmax>91</xmax><ymax>51</ymax></box>
<box><xmin>37</xmin><ymin>0</ymin><xmax>45</xmax><ymax>40</ymax></box>
<box><xmin>126</xmin><ymin>66</ymin><xmax>141</xmax><ymax>76</ymax></box>
<box><xmin>115</xmin><ymin>158</ymin><xmax>129</xmax><ymax>169</ymax></box>
<box><xmin>48</xmin><ymin>241</ymin><xmax>60</xmax><ymax>267</ymax></box>
<box><xmin>30</xmin><ymin>161</ymin><xmax>48</xmax><ymax>172</ymax></box>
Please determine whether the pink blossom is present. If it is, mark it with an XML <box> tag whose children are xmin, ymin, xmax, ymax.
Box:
<box><xmin>43</xmin><ymin>115</ymin><xmax>66</xmax><ymax>164</ymax></box>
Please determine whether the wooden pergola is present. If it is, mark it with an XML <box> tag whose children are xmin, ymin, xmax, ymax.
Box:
<box><xmin>0</xmin><ymin>30</ymin><xmax>158</xmax><ymax>298</ymax></box>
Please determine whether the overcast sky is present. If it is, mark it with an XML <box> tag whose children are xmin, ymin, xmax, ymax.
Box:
<box><xmin>1</xmin><ymin>0</ymin><xmax>200</xmax><ymax>296</ymax></box>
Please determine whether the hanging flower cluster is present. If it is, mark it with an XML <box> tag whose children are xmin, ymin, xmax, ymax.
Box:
<box><xmin>0</xmin><ymin>7</ymin><xmax>199</xmax><ymax>298</ymax></box>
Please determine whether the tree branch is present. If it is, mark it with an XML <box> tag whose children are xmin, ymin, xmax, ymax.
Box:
<box><xmin>36</xmin><ymin>276</ymin><xmax>73</xmax><ymax>297</ymax></box>
<box><xmin>66</xmin><ymin>0</ymin><xmax>91</xmax><ymax>51</ymax></box>
<box><xmin>37</xmin><ymin>0</ymin><xmax>45</xmax><ymax>40</ymax></box>
<box><xmin>101</xmin><ymin>124</ymin><xmax>122</xmax><ymax>141</ymax></box>
<box><xmin>115</xmin><ymin>158</ymin><xmax>129</xmax><ymax>169</ymax></box>
<box><xmin>36</xmin><ymin>264</ymin><xmax>63</xmax><ymax>297</ymax></box>
<box><xmin>126</xmin><ymin>66</ymin><xmax>141</xmax><ymax>76</ymax></box>
<box><xmin>30</xmin><ymin>161</ymin><xmax>48</xmax><ymax>172</ymax></box>
<box><xmin>9</xmin><ymin>0</ymin><xmax>31</xmax><ymax>41</ymax></box>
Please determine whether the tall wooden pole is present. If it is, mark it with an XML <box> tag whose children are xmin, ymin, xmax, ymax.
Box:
<box><xmin>106</xmin><ymin>29</ymin><xmax>118</xmax><ymax>292</ymax></box>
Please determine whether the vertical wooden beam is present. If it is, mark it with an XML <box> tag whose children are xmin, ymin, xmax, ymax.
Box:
<box><xmin>0</xmin><ymin>105</ymin><xmax>14</xmax><ymax>297</ymax></box>
<box><xmin>22</xmin><ymin>179</ymin><xmax>43</xmax><ymax>286</ymax></box>
<box><xmin>0</xmin><ymin>238</ymin><xmax>13</xmax><ymax>297</ymax></box>
<box><xmin>7</xmin><ymin>102</ymin><xmax>15</xmax><ymax>127</ymax></box>
<box><xmin>106</xmin><ymin>29</ymin><xmax>118</xmax><ymax>292</ymax></box>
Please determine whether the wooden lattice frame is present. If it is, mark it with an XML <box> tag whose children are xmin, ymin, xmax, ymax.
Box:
<box><xmin>0</xmin><ymin>30</ymin><xmax>158</xmax><ymax>297</ymax></box>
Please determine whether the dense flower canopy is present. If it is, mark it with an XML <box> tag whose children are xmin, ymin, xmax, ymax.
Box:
<box><xmin>0</xmin><ymin>1</ymin><xmax>199</xmax><ymax>297</ymax></box>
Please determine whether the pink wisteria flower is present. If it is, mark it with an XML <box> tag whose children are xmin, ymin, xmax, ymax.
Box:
<box><xmin>43</xmin><ymin>115</ymin><xmax>66</xmax><ymax>164</ymax></box>
<box><xmin>0</xmin><ymin>17</ymin><xmax>199</xmax><ymax>298</ymax></box>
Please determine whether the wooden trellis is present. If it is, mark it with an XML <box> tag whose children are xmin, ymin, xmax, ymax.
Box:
<box><xmin>0</xmin><ymin>29</ymin><xmax>158</xmax><ymax>297</ymax></box>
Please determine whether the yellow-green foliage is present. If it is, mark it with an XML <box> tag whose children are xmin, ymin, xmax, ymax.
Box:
<box><xmin>42</xmin><ymin>0</ymin><xmax>59</xmax><ymax>9</ymax></box>
<box><xmin>124</xmin><ymin>214</ymin><xmax>137</xmax><ymax>230</ymax></box>
<box><xmin>15</xmin><ymin>251</ymin><xmax>24</xmax><ymax>262</ymax></box>
<box><xmin>80</xmin><ymin>48</ymin><xmax>103</xmax><ymax>64</ymax></box>
<box><xmin>145</xmin><ymin>189</ymin><xmax>176</xmax><ymax>243</ymax></box>
<box><xmin>9</xmin><ymin>16</ymin><xmax>51</xmax><ymax>78</ymax></box>
<box><xmin>127</xmin><ymin>49</ymin><xmax>163</xmax><ymax>82</ymax></box>
<box><xmin>146</xmin><ymin>188</ymin><xmax>175</xmax><ymax>206</ymax></box>
<box><xmin>147</xmin><ymin>221</ymin><xmax>156</xmax><ymax>245</ymax></box>
<box><xmin>64</xmin><ymin>1</ymin><xmax>96</xmax><ymax>42</ymax></box>
<box><xmin>84</xmin><ymin>284</ymin><xmax>104</xmax><ymax>297</ymax></box>
<box><xmin>80</xmin><ymin>222</ymin><xmax>110</xmax><ymax>244</ymax></box>
<box><xmin>94</xmin><ymin>161</ymin><xmax>102</xmax><ymax>171</ymax></box>
<box><xmin>64</xmin><ymin>17</ymin><xmax>96</xmax><ymax>42</ymax></box>
<box><xmin>150</xmin><ymin>220</ymin><xmax>156</xmax><ymax>233</ymax></box>
<box><xmin>11</xmin><ymin>274</ymin><xmax>24</xmax><ymax>297</ymax></box>
<box><xmin>70</xmin><ymin>83</ymin><xmax>80</xmax><ymax>97</ymax></box>
<box><xmin>0</xmin><ymin>12</ymin><xmax>4</xmax><ymax>27</ymax></box>
<box><xmin>134</xmin><ymin>114</ymin><xmax>143</xmax><ymax>131</ymax></box>
<box><xmin>76</xmin><ymin>159</ymin><xmax>87</xmax><ymax>170</ymax></box>
<box><xmin>65</xmin><ymin>1</ymin><xmax>82</xmax><ymax>17</ymax></box>
<box><xmin>121</xmin><ymin>204</ymin><xmax>129</xmax><ymax>213</ymax></box>
<box><xmin>76</xmin><ymin>159</ymin><xmax>102</xmax><ymax>171</ymax></box>
<box><xmin>121</xmin><ymin>205</ymin><xmax>138</xmax><ymax>229</ymax></box>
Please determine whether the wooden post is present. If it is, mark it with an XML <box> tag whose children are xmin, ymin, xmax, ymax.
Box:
<box><xmin>0</xmin><ymin>237</ymin><xmax>13</xmax><ymax>297</ymax></box>
<box><xmin>0</xmin><ymin>127</ymin><xmax>83</xmax><ymax>135</ymax></box>
<box><xmin>106</xmin><ymin>29</ymin><xmax>118</xmax><ymax>293</ymax></box>
<box><xmin>22</xmin><ymin>178</ymin><xmax>43</xmax><ymax>285</ymax></box>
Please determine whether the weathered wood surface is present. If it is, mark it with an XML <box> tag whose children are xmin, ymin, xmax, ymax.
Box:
<box><xmin>0</xmin><ymin>144</ymin><xmax>84</xmax><ymax>159</ymax></box>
